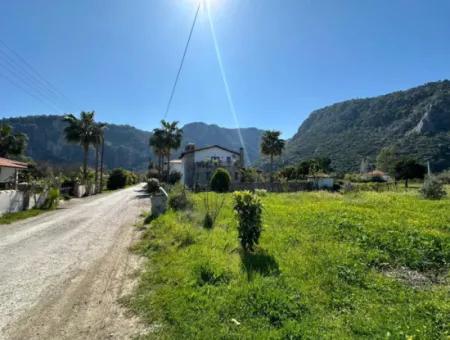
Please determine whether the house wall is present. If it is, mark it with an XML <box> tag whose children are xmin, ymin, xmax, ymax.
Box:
<box><xmin>0</xmin><ymin>190</ymin><xmax>24</xmax><ymax>214</ymax></box>
<box><xmin>0</xmin><ymin>189</ymin><xmax>50</xmax><ymax>216</ymax></box>
<box><xmin>194</xmin><ymin>148</ymin><xmax>238</xmax><ymax>163</ymax></box>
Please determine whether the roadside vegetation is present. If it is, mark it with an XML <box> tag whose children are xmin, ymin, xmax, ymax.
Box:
<box><xmin>129</xmin><ymin>188</ymin><xmax>450</xmax><ymax>339</ymax></box>
<box><xmin>0</xmin><ymin>209</ymin><xmax>45</xmax><ymax>224</ymax></box>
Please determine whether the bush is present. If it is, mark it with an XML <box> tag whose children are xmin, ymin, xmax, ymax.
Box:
<box><xmin>126</xmin><ymin>171</ymin><xmax>139</xmax><ymax>186</ymax></box>
<box><xmin>203</xmin><ymin>213</ymin><xmax>214</xmax><ymax>229</ymax></box>
<box><xmin>107</xmin><ymin>168</ymin><xmax>128</xmax><ymax>190</ymax></box>
<box><xmin>420</xmin><ymin>176</ymin><xmax>447</xmax><ymax>200</ymax></box>
<box><xmin>168</xmin><ymin>171</ymin><xmax>182</xmax><ymax>185</ymax></box>
<box><xmin>437</xmin><ymin>170</ymin><xmax>450</xmax><ymax>184</ymax></box>
<box><xmin>42</xmin><ymin>187</ymin><xmax>60</xmax><ymax>209</ymax></box>
<box><xmin>233</xmin><ymin>191</ymin><xmax>263</xmax><ymax>252</ymax></box>
<box><xmin>168</xmin><ymin>184</ymin><xmax>192</xmax><ymax>211</ymax></box>
<box><xmin>210</xmin><ymin>168</ymin><xmax>231</xmax><ymax>193</ymax></box>
<box><xmin>147</xmin><ymin>178</ymin><xmax>160</xmax><ymax>194</ymax></box>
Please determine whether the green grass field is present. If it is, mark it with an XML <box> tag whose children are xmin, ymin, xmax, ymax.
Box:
<box><xmin>129</xmin><ymin>190</ymin><xmax>450</xmax><ymax>339</ymax></box>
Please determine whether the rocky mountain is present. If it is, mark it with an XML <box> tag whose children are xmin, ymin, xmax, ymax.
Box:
<box><xmin>0</xmin><ymin>115</ymin><xmax>264</xmax><ymax>171</ymax></box>
<box><xmin>284</xmin><ymin>80</ymin><xmax>450</xmax><ymax>173</ymax></box>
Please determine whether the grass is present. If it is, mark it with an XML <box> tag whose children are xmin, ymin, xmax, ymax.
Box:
<box><xmin>0</xmin><ymin>208</ymin><xmax>45</xmax><ymax>224</ymax></box>
<box><xmin>128</xmin><ymin>190</ymin><xmax>450</xmax><ymax>339</ymax></box>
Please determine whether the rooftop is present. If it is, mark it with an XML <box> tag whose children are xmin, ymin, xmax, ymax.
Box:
<box><xmin>0</xmin><ymin>157</ymin><xmax>28</xmax><ymax>169</ymax></box>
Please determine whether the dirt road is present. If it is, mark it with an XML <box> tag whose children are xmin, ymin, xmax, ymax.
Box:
<box><xmin>0</xmin><ymin>185</ymin><xmax>149</xmax><ymax>339</ymax></box>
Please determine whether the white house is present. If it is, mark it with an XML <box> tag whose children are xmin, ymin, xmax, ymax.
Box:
<box><xmin>170</xmin><ymin>144</ymin><xmax>244</xmax><ymax>188</ymax></box>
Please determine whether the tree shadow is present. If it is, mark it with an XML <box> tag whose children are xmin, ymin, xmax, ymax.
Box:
<box><xmin>240</xmin><ymin>248</ymin><xmax>280</xmax><ymax>280</ymax></box>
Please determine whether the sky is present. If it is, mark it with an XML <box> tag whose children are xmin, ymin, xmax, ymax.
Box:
<box><xmin>0</xmin><ymin>0</ymin><xmax>449</xmax><ymax>138</ymax></box>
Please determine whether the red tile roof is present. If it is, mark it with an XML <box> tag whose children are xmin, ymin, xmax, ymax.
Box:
<box><xmin>0</xmin><ymin>157</ymin><xmax>28</xmax><ymax>169</ymax></box>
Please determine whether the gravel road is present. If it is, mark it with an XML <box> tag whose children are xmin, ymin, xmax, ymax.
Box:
<box><xmin>0</xmin><ymin>184</ymin><xmax>149</xmax><ymax>339</ymax></box>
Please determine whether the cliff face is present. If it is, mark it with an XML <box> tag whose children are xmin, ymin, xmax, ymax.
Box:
<box><xmin>284</xmin><ymin>80</ymin><xmax>450</xmax><ymax>172</ymax></box>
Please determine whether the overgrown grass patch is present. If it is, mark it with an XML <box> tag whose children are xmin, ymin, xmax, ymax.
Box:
<box><xmin>129</xmin><ymin>191</ymin><xmax>450</xmax><ymax>339</ymax></box>
<box><xmin>0</xmin><ymin>209</ymin><xmax>45</xmax><ymax>224</ymax></box>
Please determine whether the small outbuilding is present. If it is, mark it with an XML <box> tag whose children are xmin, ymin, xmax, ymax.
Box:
<box><xmin>0</xmin><ymin>157</ymin><xmax>28</xmax><ymax>189</ymax></box>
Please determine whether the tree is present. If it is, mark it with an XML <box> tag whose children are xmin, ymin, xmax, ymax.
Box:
<box><xmin>261</xmin><ymin>130</ymin><xmax>285</xmax><ymax>184</ymax></box>
<box><xmin>149</xmin><ymin>129</ymin><xmax>166</xmax><ymax>179</ymax></box>
<box><xmin>92</xmin><ymin>122</ymin><xmax>107</xmax><ymax>193</ymax></box>
<box><xmin>161</xmin><ymin>120</ymin><xmax>183</xmax><ymax>180</ymax></box>
<box><xmin>394</xmin><ymin>158</ymin><xmax>426</xmax><ymax>188</ymax></box>
<box><xmin>0</xmin><ymin>123</ymin><xmax>27</xmax><ymax>158</ymax></box>
<box><xmin>63</xmin><ymin>111</ymin><xmax>95</xmax><ymax>182</ymax></box>
<box><xmin>376</xmin><ymin>146</ymin><xmax>397</xmax><ymax>176</ymax></box>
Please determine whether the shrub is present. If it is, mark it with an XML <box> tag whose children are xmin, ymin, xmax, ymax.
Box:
<box><xmin>168</xmin><ymin>184</ymin><xmax>192</xmax><ymax>211</ymax></box>
<box><xmin>203</xmin><ymin>213</ymin><xmax>214</xmax><ymax>229</ymax></box>
<box><xmin>233</xmin><ymin>191</ymin><xmax>263</xmax><ymax>252</ymax></box>
<box><xmin>126</xmin><ymin>171</ymin><xmax>139</xmax><ymax>186</ymax></box>
<box><xmin>420</xmin><ymin>176</ymin><xmax>447</xmax><ymax>200</ymax></box>
<box><xmin>107</xmin><ymin>168</ymin><xmax>128</xmax><ymax>190</ymax></box>
<box><xmin>210</xmin><ymin>168</ymin><xmax>231</xmax><ymax>193</ymax></box>
<box><xmin>147</xmin><ymin>178</ymin><xmax>160</xmax><ymax>194</ymax></box>
<box><xmin>168</xmin><ymin>171</ymin><xmax>182</xmax><ymax>185</ymax></box>
<box><xmin>437</xmin><ymin>170</ymin><xmax>450</xmax><ymax>184</ymax></box>
<box><xmin>42</xmin><ymin>187</ymin><xmax>60</xmax><ymax>209</ymax></box>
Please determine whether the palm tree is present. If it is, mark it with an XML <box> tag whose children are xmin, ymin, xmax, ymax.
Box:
<box><xmin>63</xmin><ymin>111</ymin><xmax>95</xmax><ymax>182</ymax></box>
<box><xmin>261</xmin><ymin>130</ymin><xmax>285</xmax><ymax>184</ymax></box>
<box><xmin>161</xmin><ymin>120</ymin><xmax>183</xmax><ymax>180</ymax></box>
<box><xmin>149</xmin><ymin>129</ymin><xmax>166</xmax><ymax>179</ymax></box>
<box><xmin>92</xmin><ymin>122</ymin><xmax>107</xmax><ymax>193</ymax></box>
<box><xmin>0</xmin><ymin>123</ymin><xmax>28</xmax><ymax>158</ymax></box>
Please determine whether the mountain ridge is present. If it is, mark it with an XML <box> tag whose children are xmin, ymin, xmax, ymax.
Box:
<box><xmin>0</xmin><ymin>115</ymin><xmax>264</xmax><ymax>171</ymax></box>
<box><xmin>284</xmin><ymin>80</ymin><xmax>450</xmax><ymax>172</ymax></box>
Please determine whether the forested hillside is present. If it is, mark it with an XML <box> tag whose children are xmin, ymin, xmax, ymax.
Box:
<box><xmin>284</xmin><ymin>80</ymin><xmax>450</xmax><ymax>172</ymax></box>
<box><xmin>1</xmin><ymin>115</ymin><xmax>263</xmax><ymax>171</ymax></box>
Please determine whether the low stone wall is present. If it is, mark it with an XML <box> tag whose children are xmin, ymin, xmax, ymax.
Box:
<box><xmin>0</xmin><ymin>190</ymin><xmax>48</xmax><ymax>216</ymax></box>
<box><xmin>0</xmin><ymin>190</ymin><xmax>24</xmax><ymax>215</ymax></box>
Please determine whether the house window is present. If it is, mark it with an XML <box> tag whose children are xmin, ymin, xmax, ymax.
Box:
<box><xmin>226</xmin><ymin>156</ymin><xmax>231</xmax><ymax>164</ymax></box>
<box><xmin>234</xmin><ymin>172</ymin><xmax>239</xmax><ymax>180</ymax></box>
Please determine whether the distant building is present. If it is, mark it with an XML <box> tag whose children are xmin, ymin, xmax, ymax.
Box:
<box><xmin>170</xmin><ymin>144</ymin><xmax>244</xmax><ymax>188</ymax></box>
<box><xmin>0</xmin><ymin>157</ymin><xmax>28</xmax><ymax>189</ymax></box>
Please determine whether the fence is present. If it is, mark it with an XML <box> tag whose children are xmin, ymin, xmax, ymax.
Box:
<box><xmin>230</xmin><ymin>181</ymin><xmax>315</xmax><ymax>192</ymax></box>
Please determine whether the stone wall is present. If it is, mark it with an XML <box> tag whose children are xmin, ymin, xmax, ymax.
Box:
<box><xmin>0</xmin><ymin>190</ymin><xmax>47</xmax><ymax>216</ymax></box>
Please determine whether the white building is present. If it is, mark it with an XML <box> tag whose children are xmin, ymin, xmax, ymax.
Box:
<box><xmin>0</xmin><ymin>157</ymin><xmax>28</xmax><ymax>189</ymax></box>
<box><xmin>170</xmin><ymin>144</ymin><xmax>244</xmax><ymax>188</ymax></box>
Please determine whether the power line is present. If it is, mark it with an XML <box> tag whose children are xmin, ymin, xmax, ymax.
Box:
<box><xmin>0</xmin><ymin>51</ymin><xmax>65</xmax><ymax>112</ymax></box>
<box><xmin>163</xmin><ymin>2</ymin><xmax>202</xmax><ymax>119</ymax></box>
<box><xmin>0</xmin><ymin>69</ymin><xmax>62</xmax><ymax>112</ymax></box>
<box><xmin>0</xmin><ymin>39</ymin><xmax>78</xmax><ymax>111</ymax></box>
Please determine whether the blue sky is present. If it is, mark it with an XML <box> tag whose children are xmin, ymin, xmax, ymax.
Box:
<box><xmin>0</xmin><ymin>0</ymin><xmax>449</xmax><ymax>138</ymax></box>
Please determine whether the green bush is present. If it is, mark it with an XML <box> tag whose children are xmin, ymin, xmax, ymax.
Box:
<box><xmin>107</xmin><ymin>168</ymin><xmax>128</xmax><ymax>190</ymax></box>
<box><xmin>437</xmin><ymin>170</ymin><xmax>450</xmax><ymax>184</ymax></box>
<box><xmin>233</xmin><ymin>191</ymin><xmax>263</xmax><ymax>252</ymax></box>
<box><xmin>168</xmin><ymin>184</ymin><xmax>192</xmax><ymax>211</ymax></box>
<box><xmin>42</xmin><ymin>187</ymin><xmax>60</xmax><ymax>210</ymax></box>
<box><xmin>147</xmin><ymin>178</ymin><xmax>160</xmax><ymax>194</ymax></box>
<box><xmin>168</xmin><ymin>171</ymin><xmax>182</xmax><ymax>185</ymax></box>
<box><xmin>210</xmin><ymin>168</ymin><xmax>231</xmax><ymax>193</ymax></box>
<box><xmin>420</xmin><ymin>176</ymin><xmax>447</xmax><ymax>200</ymax></box>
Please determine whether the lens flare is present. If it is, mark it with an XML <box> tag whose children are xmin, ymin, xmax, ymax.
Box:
<box><xmin>206</xmin><ymin>1</ymin><xmax>251</xmax><ymax>166</ymax></box>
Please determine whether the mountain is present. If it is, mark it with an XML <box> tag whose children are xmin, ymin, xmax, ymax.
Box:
<box><xmin>284</xmin><ymin>80</ymin><xmax>450</xmax><ymax>173</ymax></box>
<box><xmin>0</xmin><ymin>115</ymin><xmax>264</xmax><ymax>171</ymax></box>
